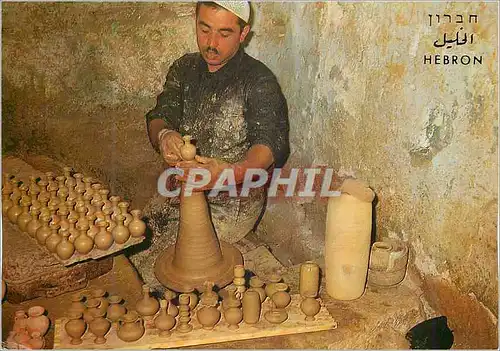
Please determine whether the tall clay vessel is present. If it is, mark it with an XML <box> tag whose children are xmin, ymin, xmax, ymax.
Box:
<box><xmin>154</xmin><ymin>138</ymin><xmax>243</xmax><ymax>292</ymax></box>
<box><xmin>325</xmin><ymin>178</ymin><xmax>375</xmax><ymax>300</ymax></box>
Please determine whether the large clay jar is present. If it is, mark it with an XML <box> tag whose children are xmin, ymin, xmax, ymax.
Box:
<box><xmin>299</xmin><ymin>261</ymin><xmax>320</xmax><ymax>298</ymax></box>
<box><xmin>112</xmin><ymin>214</ymin><xmax>130</xmax><ymax>245</ymax></box>
<box><xmin>89</xmin><ymin>309</ymin><xmax>111</xmax><ymax>344</ymax></box>
<box><xmin>128</xmin><ymin>209</ymin><xmax>146</xmax><ymax>237</ymax></box>
<box><xmin>154</xmin><ymin>300</ymin><xmax>176</xmax><ymax>336</ymax></box>
<box><xmin>107</xmin><ymin>295</ymin><xmax>127</xmax><ymax>325</ymax></box>
<box><xmin>136</xmin><ymin>285</ymin><xmax>159</xmax><ymax>322</ymax></box>
<box><xmin>325</xmin><ymin>178</ymin><xmax>375</xmax><ymax>300</ymax></box>
<box><xmin>64</xmin><ymin>311</ymin><xmax>86</xmax><ymax>345</ymax></box>
<box><xmin>26</xmin><ymin>306</ymin><xmax>50</xmax><ymax>337</ymax></box>
<box><xmin>249</xmin><ymin>276</ymin><xmax>266</xmax><ymax>303</ymax></box>
<box><xmin>117</xmin><ymin>311</ymin><xmax>145</xmax><ymax>342</ymax></box>
<box><xmin>197</xmin><ymin>305</ymin><xmax>221</xmax><ymax>330</ymax></box>
<box><xmin>242</xmin><ymin>289</ymin><xmax>261</xmax><ymax>324</ymax></box>
<box><xmin>180</xmin><ymin>135</ymin><xmax>197</xmax><ymax>161</ymax></box>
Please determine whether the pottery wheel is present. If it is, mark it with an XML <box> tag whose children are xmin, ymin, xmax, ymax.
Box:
<box><xmin>154</xmin><ymin>241</ymin><xmax>243</xmax><ymax>293</ymax></box>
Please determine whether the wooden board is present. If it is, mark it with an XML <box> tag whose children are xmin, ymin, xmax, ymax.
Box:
<box><xmin>53</xmin><ymin>294</ymin><xmax>337</xmax><ymax>349</ymax></box>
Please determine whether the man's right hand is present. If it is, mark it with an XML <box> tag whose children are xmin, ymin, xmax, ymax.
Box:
<box><xmin>158</xmin><ymin>129</ymin><xmax>184</xmax><ymax>166</ymax></box>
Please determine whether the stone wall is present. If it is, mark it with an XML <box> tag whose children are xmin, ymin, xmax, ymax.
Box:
<box><xmin>2</xmin><ymin>2</ymin><xmax>497</xmax><ymax>346</ymax></box>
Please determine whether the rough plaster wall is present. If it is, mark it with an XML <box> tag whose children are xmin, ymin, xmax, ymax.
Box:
<box><xmin>247</xmin><ymin>2</ymin><xmax>498</xmax><ymax>321</ymax></box>
<box><xmin>2</xmin><ymin>2</ymin><xmax>198</xmax><ymax>208</ymax></box>
<box><xmin>2</xmin><ymin>0</ymin><xmax>498</xmax><ymax>331</ymax></box>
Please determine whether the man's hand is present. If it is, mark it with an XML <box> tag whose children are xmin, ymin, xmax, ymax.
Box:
<box><xmin>158</xmin><ymin>129</ymin><xmax>184</xmax><ymax>166</ymax></box>
<box><xmin>175</xmin><ymin>155</ymin><xmax>232</xmax><ymax>191</ymax></box>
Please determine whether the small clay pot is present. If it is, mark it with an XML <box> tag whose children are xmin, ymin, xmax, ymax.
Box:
<box><xmin>64</xmin><ymin>311</ymin><xmax>86</xmax><ymax>345</ymax></box>
<box><xmin>26</xmin><ymin>306</ymin><xmax>50</xmax><ymax>337</ymax></box>
<box><xmin>107</xmin><ymin>295</ymin><xmax>127</xmax><ymax>324</ymax></box>
<box><xmin>197</xmin><ymin>305</ymin><xmax>221</xmax><ymax>330</ymax></box>
<box><xmin>180</xmin><ymin>135</ymin><xmax>197</xmax><ymax>161</ymax></box>
<box><xmin>224</xmin><ymin>307</ymin><xmax>242</xmax><ymax>330</ymax></box>
<box><xmin>300</xmin><ymin>296</ymin><xmax>321</xmax><ymax>321</ymax></box>
<box><xmin>117</xmin><ymin>311</ymin><xmax>145</xmax><ymax>342</ymax></box>
<box><xmin>128</xmin><ymin>209</ymin><xmax>146</xmax><ymax>237</ymax></box>
<box><xmin>154</xmin><ymin>300</ymin><xmax>176</xmax><ymax>336</ymax></box>
<box><xmin>89</xmin><ymin>309</ymin><xmax>110</xmax><ymax>344</ymax></box>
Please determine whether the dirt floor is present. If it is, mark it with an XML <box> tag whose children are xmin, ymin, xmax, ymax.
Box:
<box><xmin>2</xmin><ymin>244</ymin><xmax>425</xmax><ymax>349</ymax></box>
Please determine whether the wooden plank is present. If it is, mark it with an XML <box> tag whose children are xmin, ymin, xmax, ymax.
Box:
<box><xmin>53</xmin><ymin>294</ymin><xmax>337</xmax><ymax>349</ymax></box>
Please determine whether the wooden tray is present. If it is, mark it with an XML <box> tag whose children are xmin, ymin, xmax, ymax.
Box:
<box><xmin>9</xmin><ymin>220</ymin><xmax>145</xmax><ymax>267</ymax></box>
<box><xmin>53</xmin><ymin>294</ymin><xmax>337</xmax><ymax>349</ymax></box>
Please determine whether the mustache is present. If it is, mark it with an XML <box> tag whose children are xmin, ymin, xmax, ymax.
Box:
<box><xmin>205</xmin><ymin>47</ymin><xmax>219</xmax><ymax>55</ymax></box>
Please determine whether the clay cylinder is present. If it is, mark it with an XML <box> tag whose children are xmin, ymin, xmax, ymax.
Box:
<box><xmin>325</xmin><ymin>179</ymin><xmax>375</xmax><ymax>300</ymax></box>
<box><xmin>299</xmin><ymin>261</ymin><xmax>320</xmax><ymax>298</ymax></box>
<box><xmin>242</xmin><ymin>289</ymin><xmax>261</xmax><ymax>324</ymax></box>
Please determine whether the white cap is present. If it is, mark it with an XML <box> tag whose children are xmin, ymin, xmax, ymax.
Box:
<box><xmin>214</xmin><ymin>1</ymin><xmax>250</xmax><ymax>23</ymax></box>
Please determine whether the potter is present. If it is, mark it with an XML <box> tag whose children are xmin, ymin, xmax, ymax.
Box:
<box><xmin>131</xmin><ymin>1</ymin><xmax>290</xmax><ymax>293</ymax></box>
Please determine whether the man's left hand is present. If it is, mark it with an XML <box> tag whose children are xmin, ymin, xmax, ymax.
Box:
<box><xmin>175</xmin><ymin>155</ymin><xmax>232</xmax><ymax>191</ymax></box>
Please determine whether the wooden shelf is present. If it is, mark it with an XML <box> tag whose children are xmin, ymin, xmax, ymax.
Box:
<box><xmin>54</xmin><ymin>294</ymin><xmax>337</xmax><ymax>349</ymax></box>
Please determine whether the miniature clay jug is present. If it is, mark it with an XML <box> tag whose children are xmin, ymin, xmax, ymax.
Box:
<box><xmin>109</xmin><ymin>195</ymin><xmax>121</xmax><ymax>221</ymax></box>
<box><xmin>35</xmin><ymin>213</ymin><xmax>52</xmax><ymax>246</ymax></box>
<box><xmin>224</xmin><ymin>305</ymin><xmax>243</xmax><ymax>330</ymax></box>
<box><xmin>68</xmin><ymin>293</ymin><xmax>86</xmax><ymax>314</ymax></box>
<box><xmin>200</xmin><ymin>281</ymin><xmax>218</xmax><ymax>306</ymax></box>
<box><xmin>2</xmin><ymin>189</ymin><xmax>13</xmax><ymax>214</ymax></box>
<box><xmin>300</xmin><ymin>296</ymin><xmax>321</xmax><ymax>321</ymax></box>
<box><xmin>17</xmin><ymin>197</ymin><xmax>32</xmax><ymax>232</ymax></box>
<box><xmin>56</xmin><ymin>228</ymin><xmax>75</xmax><ymax>260</ymax></box>
<box><xmin>197</xmin><ymin>304</ymin><xmax>221</xmax><ymax>330</ymax></box>
<box><xmin>128</xmin><ymin>209</ymin><xmax>146</xmax><ymax>237</ymax></box>
<box><xmin>107</xmin><ymin>295</ymin><xmax>127</xmax><ymax>325</ymax></box>
<box><xmin>7</xmin><ymin>191</ymin><xmax>24</xmax><ymax>223</ymax></box>
<box><xmin>325</xmin><ymin>178</ymin><xmax>375</xmax><ymax>300</ymax></box>
<box><xmin>83</xmin><ymin>298</ymin><xmax>100</xmax><ymax>324</ymax></box>
<box><xmin>299</xmin><ymin>261</ymin><xmax>320</xmax><ymax>298</ymax></box>
<box><xmin>180</xmin><ymin>135</ymin><xmax>197</xmax><ymax>160</ymax></box>
<box><xmin>14</xmin><ymin>310</ymin><xmax>28</xmax><ymax>334</ymax></box>
<box><xmin>164</xmin><ymin>289</ymin><xmax>179</xmax><ymax>317</ymax></box>
<box><xmin>91</xmin><ymin>288</ymin><xmax>109</xmax><ymax>314</ymax></box>
<box><xmin>89</xmin><ymin>309</ymin><xmax>111</xmax><ymax>344</ymax></box>
<box><xmin>26</xmin><ymin>207</ymin><xmax>42</xmax><ymax>238</ymax></box>
<box><xmin>45</xmin><ymin>223</ymin><xmax>62</xmax><ymax>253</ymax></box>
<box><xmin>117</xmin><ymin>311</ymin><xmax>145</xmax><ymax>342</ymax></box>
<box><xmin>249</xmin><ymin>276</ymin><xmax>266</xmax><ymax>303</ymax></box>
<box><xmin>64</xmin><ymin>311</ymin><xmax>86</xmax><ymax>345</ymax></box>
<box><xmin>222</xmin><ymin>286</ymin><xmax>240</xmax><ymax>311</ymax></box>
<box><xmin>136</xmin><ymin>284</ymin><xmax>160</xmax><ymax>321</ymax></box>
<box><xmin>154</xmin><ymin>299</ymin><xmax>176</xmax><ymax>336</ymax></box>
<box><xmin>242</xmin><ymin>288</ymin><xmax>261</xmax><ymax>324</ymax></box>
<box><xmin>94</xmin><ymin>220</ymin><xmax>114</xmax><ymax>250</ymax></box>
<box><xmin>264</xmin><ymin>274</ymin><xmax>283</xmax><ymax>299</ymax></box>
<box><xmin>26</xmin><ymin>306</ymin><xmax>50</xmax><ymax>337</ymax></box>
<box><xmin>112</xmin><ymin>214</ymin><xmax>130</xmax><ymax>244</ymax></box>
<box><xmin>74</xmin><ymin>228</ymin><xmax>94</xmax><ymax>254</ymax></box>
<box><xmin>27</xmin><ymin>332</ymin><xmax>45</xmax><ymax>349</ymax></box>
<box><xmin>118</xmin><ymin>201</ymin><xmax>133</xmax><ymax>226</ymax></box>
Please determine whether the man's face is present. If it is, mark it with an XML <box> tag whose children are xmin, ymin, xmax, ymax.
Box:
<box><xmin>196</xmin><ymin>4</ymin><xmax>250</xmax><ymax>72</ymax></box>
